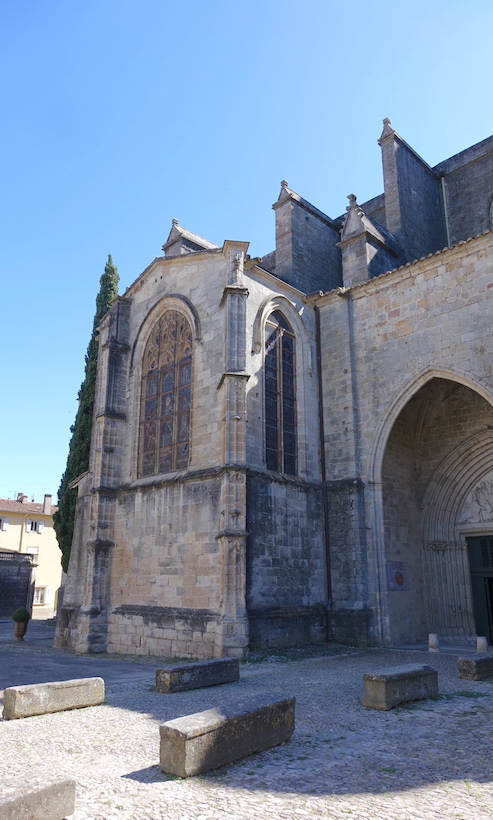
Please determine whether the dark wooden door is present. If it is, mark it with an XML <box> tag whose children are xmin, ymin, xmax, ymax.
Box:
<box><xmin>467</xmin><ymin>536</ymin><xmax>493</xmax><ymax>644</ymax></box>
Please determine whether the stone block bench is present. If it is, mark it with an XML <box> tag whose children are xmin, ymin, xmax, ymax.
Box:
<box><xmin>0</xmin><ymin>775</ymin><xmax>76</xmax><ymax>820</ymax></box>
<box><xmin>458</xmin><ymin>653</ymin><xmax>493</xmax><ymax>681</ymax></box>
<box><xmin>3</xmin><ymin>677</ymin><xmax>105</xmax><ymax>720</ymax></box>
<box><xmin>160</xmin><ymin>693</ymin><xmax>295</xmax><ymax>777</ymax></box>
<box><xmin>363</xmin><ymin>664</ymin><xmax>438</xmax><ymax>711</ymax></box>
<box><xmin>156</xmin><ymin>658</ymin><xmax>240</xmax><ymax>693</ymax></box>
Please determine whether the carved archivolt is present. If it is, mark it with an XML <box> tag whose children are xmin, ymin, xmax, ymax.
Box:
<box><xmin>460</xmin><ymin>475</ymin><xmax>493</xmax><ymax>524</ymax></box>
<box><xmin>422</xmin><ymin>428</ymin><xmax>493</xmax><ymax>542</ymax></box>
<box><xmin>370</xmin><ymin>367</ymin><xmax>493</xmax><ymax>483</ymax></box>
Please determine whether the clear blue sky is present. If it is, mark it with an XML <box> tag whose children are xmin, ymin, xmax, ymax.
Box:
<box><xmin>1</xmin><ymin>0</ymin><xmax>492</xmax><ymax>502</ymax></box>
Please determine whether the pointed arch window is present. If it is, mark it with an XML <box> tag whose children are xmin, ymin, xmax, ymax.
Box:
<box><xmin>265</xmin><ymin>310</ymin><xmax>297</xmax><ymax>475</ymax></box>
<box><xmin>140</xmin><ymin>310</ymin><xmax>192</xmax><ymax>477</ymax></box>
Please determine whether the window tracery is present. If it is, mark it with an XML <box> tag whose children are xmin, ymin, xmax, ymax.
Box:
<box><xmin>140</xmin><ymin>310</ymin><xmax>192</xmax><ymax>477</ymax></box>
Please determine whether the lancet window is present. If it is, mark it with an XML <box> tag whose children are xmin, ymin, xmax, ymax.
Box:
<box><xmin>264</xmin><ymin>310</ymin><xmax>297</xmax><ymax>475</ymax></box>
<box><xmin>140</xmin><ymin>310</ymin><xmax>192</xmax><ymax>477</ymax></box>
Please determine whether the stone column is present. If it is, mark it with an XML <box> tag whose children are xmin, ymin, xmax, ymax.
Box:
<box><xmin>215</xmin><ymin>249</ymin><xmax>249</xmax><ymax>658</ymax></box>
<box><xmin>74</xmin><ymin>298</ymin><xmax>130</xmax><ymax>654</ymax></box>
<box><xmin>318</xmin><ymin>291</ymin><xmax>373</xmax><ymax>646</ymax></box>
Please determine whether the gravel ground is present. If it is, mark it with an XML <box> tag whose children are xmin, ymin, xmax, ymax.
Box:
<box><xmin>1</xmin><ymin>642</ymin><xmax>493</xmax><ymax>820</ymax></box>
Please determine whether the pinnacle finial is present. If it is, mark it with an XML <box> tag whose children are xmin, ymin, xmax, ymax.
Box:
<box><xmin>378</xmin><ymin>117</ymin><xmax>395</xmax><ymax>145</ymax></box>
<box><xmin>281</xmin><ymin>180</ymin><xmax>289</xmax><ymax>188</ymax></box>
<box><xmin>348</xmin><ymin>194</ymin><xmax>357</xmax><ymax>205</ymax></box>
<box><xmin>172</xmin><ymin>218</ymin><xmax>179</xmax><ymax>226</ymax></box>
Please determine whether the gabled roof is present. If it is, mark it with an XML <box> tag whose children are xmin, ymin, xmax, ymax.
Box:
<box><xmin>162</xmin><ymin>219</ymin><xmax>218</xmax><ymax>255</ymax></box>
<box><xmin>273</xmin><ymin>180</ymin><xmax>340</xmax><ymax>228</ymax></box>
<box><xmin>339</xmin><ymin>194</ymin><xmax>401</xmax><ymax>257</ymax></box>
<box><xmin>0</xmin><ymin>499</ymin><xmax>57</xmax><ymax>515</ymax></box>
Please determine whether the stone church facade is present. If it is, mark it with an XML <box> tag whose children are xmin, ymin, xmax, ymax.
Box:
<box><xmin>56</xmin><ymin>119</ymin><xmax>493</xmax><ymax>658</ymax></box>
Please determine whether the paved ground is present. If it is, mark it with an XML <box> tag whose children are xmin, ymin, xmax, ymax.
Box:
<box><xmin>0</xmin><ymin>620</ymin><xmax>154</xmax><ymax>689</ymax></box>
<box><xmin>1</xmin><ymin>621</ymin><xmax>493</xmax><ymax>819</ymax></box>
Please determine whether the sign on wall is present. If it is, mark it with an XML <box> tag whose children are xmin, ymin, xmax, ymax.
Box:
<box><xmin>387</xmin><ymin>561</ymin><xmax>410</xmax><ymax>591</ymax></box>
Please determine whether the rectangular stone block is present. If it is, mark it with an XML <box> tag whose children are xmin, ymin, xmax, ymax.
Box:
<box><xmin>0</xmin><ymin>775</ymin><xmax>76</xmax><ymax>820</ymax></box>
<box><xmin>159</xmin><ymin>693</ymin><xmax>295</xmax><ymax>777</ymax></box>
<box><xmin>156</xmin><ymin>658</ymin><xmax>240</xmax><ymax>693</ymax></box>
<box><xmin>457</xmin><ymin>653</ymin><xmax>493</xmax><ymax>681</ymax></box>
<box><xmin>3</xmin><ymin>677</ymin><xmax>105</xmax><ymax>720</ymax></box>
<box><xmin>363</xmin><ymin>664</ymin><xmax>438</xmax><ymax>710</ymax></box>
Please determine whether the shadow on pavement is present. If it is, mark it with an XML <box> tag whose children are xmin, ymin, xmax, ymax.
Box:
<box><xmin>2</xmin><ymin>622</ymin><xmax>493</xmax><ymax>799</ymax></box>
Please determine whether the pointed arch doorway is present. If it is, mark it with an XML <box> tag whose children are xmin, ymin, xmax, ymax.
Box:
<box><xmin>380</xmin><ymin>376</ymin><xmax>493</xmax><ymax>645</ymax></box>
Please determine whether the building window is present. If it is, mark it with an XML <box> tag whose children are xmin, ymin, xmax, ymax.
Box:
<box><xmin>140</xmin><ymin>310</ymin><xmax>193</xmax><ymax>477</ymax></box>
<box><xmin>33</xmin><ymin>587</ymin><xmax>46</xmax><ymax>605</ymax></box>
<box><xmin>26</xmin><ymin>520</ymin><xmax>44</xmax><ymax>534</ymax></box>
<box><xmin>0</xmin><ymin>518</ymin><xmax>8</xmax><ymax>531</ymax></box>
<box><xmin>264</xmin><ymin>310</ymin><xmax>297</xmax><ymax>475</ymax></box>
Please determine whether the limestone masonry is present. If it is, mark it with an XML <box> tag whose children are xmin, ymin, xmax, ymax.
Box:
<box><xmin>56</xmin><ymin>119</ymin><xmax>493</xmax><ymax>658</ymax></box>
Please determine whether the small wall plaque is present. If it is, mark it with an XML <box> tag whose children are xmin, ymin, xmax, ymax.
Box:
<box><xmin>387</xmin><ymin>561</ymin><xmax>410</xmax><ymax>591</ymax></box>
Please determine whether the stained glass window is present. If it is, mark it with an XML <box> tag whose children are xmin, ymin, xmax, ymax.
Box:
<box><xmin>265</xmin><ymin>311</ymin><xmax>297</xmax><ymax>475</ymax></box>
<box><xmin>140</xmin><ymin>310</ymin><xmax>192</xmax><ymax>477</ymax></box>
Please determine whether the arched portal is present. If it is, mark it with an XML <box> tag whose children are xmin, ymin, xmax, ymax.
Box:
<box><xmin>381</xmin><ymin>377</ymin><xmax>493</xmax><ymax>645</ymax></box>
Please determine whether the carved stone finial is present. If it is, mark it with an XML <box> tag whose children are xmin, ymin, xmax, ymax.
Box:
<box><xmin>378</xmin><ymin>118</ymin><xmax>395</xmax><ymax>144</ymax></box>
<box><xmin>340</xmin><ymin>194</ymin><xmax>367</xmax><ymax>238</ymax></box>
<box><xmin>346</xmin><ymin>194</ymin><xmax>358</xmax><ymax>213</ymax></box>
<box><xmin>172</xmin><ymin>218</ymin><xmax>179</xmax><ymax>226</ymax></box>
<box><xmin>281</xmin><ymin>180</ymin><xmax>289</xmax><ymax>188</ymax></box>
<box><xmin>229</xmin><ymin>250</ymin><xmax>244</xmax><ymax>285</ymax></box>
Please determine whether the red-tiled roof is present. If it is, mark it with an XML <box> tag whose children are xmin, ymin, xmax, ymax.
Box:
<box><xmin>0</xmin><ymin>499</ymin><xmax>57</xmax><ymax>515</ymax></box>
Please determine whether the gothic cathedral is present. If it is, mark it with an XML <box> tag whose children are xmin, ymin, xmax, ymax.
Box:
<box><xmin>56</xmin><ymin>120</ymin><xmax>493</xmax><ymax>657</ymax></box>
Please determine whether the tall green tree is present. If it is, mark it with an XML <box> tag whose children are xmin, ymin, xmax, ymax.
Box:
<box><xmin>54</xmin><ymin>255</ymin><xmax>119</xmax><ymax>572</ymax></box>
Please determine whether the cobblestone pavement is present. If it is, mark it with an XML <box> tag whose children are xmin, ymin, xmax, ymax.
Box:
<box><xmin>1</xmin><ymin>638</ymin><xmax>493</xmax><ymax>820</ymax></box>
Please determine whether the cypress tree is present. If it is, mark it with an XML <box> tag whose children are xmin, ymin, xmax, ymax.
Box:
<box><xmin>54</xmin><ymin>255</ymin><xmax>120</xmax><ymax>572</ymax></box>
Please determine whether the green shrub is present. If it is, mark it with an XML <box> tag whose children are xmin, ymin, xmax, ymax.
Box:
<box><xmin>12</xmin><ymin>607</ymin><xmax>31</xmax><ymax>623</ymax></box>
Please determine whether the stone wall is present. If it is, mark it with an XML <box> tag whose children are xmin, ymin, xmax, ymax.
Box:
<box><xmin>106</xmin><ymin>475</ymin><xmax>222</xmax><ymax>657</ymax></box>
<box><xmin>272</xmin><ymin>185</ymin><xmax>342</xmax><ymax>293</ymax></box>
<box><xmin>318</xmin><ymin>230</ymin><xmax>493</xmax><ymax>646</ymax></box>
<box><xmin>435</xmin><ymin>135</ymin><xmax>493</xmax><ymax>245</ymax></box>
<box><xmin>59</xmin><ymin>238</ymin><xmax>329</xmax><ymax>658</ymax></box>
<box><xmin>382</xmin><ymin>408</ymin><xmax>428</xmax><ymax>644</ymax></box>
<box><xmin>379</xmin><ymin>122</ymin><xmax>447</xmax><ymax>263</ymax></box>
<box><xmin>246</xmin><ymin>472</ymin><xmax>326</xmax><ymax>647</ymax></box>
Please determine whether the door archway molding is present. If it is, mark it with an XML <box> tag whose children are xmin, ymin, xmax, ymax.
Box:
<box><xmin>370</xmin><ymin>366</ymin><xmax>493</xmax><ymax>484</ymax></box>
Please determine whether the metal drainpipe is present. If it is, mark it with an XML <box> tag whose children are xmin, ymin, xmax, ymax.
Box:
<box><xmin>19</xmin><ymin>512</ymin><xmax>35</xmax><ymax>613</ymax></box>
<box><xmin>19</xmin><ymin>513</ymin><xmax>28</xmax><ymax>552</ymax></box>
<box><xmin>315</xmin><ymin>305</ymin><xmax>333</xmax><ymax>641</ymax></box>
